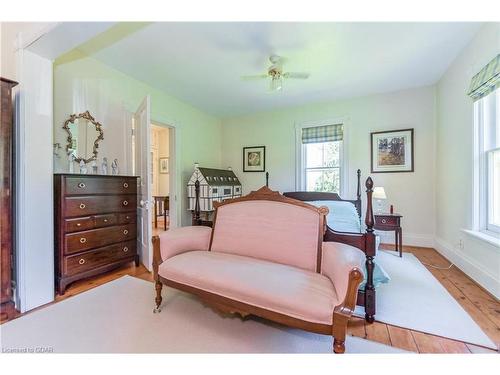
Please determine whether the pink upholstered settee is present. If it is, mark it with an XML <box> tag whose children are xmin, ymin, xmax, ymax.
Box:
<box><xmin>152</xmin><ymin>186</ymin><xmax>365</xmax><ymax>353</ymax></box>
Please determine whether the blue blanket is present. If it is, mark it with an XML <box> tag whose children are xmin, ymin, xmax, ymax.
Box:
<box><xmin>309</xmin><ymin>200</ymin><xmax>390</xmax><ymax>288</ymax></box>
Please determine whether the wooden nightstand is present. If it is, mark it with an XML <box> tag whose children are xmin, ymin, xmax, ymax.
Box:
<box><xmin>374</xmin><ymin>213</ymin><xmax>403</xmax><ymax>257</ymax></box>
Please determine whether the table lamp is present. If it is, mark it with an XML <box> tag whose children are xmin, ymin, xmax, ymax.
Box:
<box><xmin>372</xmin><ymin>187</ymin><xmax>387</xmax><ymax>213</ymax></box>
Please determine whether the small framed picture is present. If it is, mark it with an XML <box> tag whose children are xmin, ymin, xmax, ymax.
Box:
<box><xmin>243</xmin><ymin>146</ymin><xmax>266</xmax><ymax>172</ymax></box>
<box><xmin>159</xmin><ymin>157</ymin><xmax>169</xmax><ymax>174</ymax></box>
<box><xmin>371</xmin><ymin>128</ymin><xmax>414</xmax><ymax>173</ymax></box>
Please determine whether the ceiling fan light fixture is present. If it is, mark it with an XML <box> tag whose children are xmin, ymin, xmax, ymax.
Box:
<box><xmin>270</xmin><ymin>75</ymin><xmax>282</xmax><ymax>91</ymax></box>
<box><xmin>243</xmin><ymin>55</ymin><xmax>308</xmax><ymax>92</ymax></box>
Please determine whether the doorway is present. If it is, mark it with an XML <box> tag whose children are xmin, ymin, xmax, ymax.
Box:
<box><xmin>131</xmin><ymin>97</ymin><xmax>178</xmax><ymax>271</ymax></box>
<box><xmin>150</xmin><ymin>123</ymin><xmax>174</xmax><ymax>236</ymax></box>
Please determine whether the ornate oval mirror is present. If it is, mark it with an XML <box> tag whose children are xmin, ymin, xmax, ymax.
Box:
<box><xmin>63</xmin><ymin>111</ymin><xmax>104</xmax><ymax>163</ymax></box>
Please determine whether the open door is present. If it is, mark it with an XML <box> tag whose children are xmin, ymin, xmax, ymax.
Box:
<box><xmin>133</xmin><ymin>96</ymin><xmax>152</xmax><ymax>270</ymax></box>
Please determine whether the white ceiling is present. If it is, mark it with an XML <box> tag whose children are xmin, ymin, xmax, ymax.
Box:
<box><xmin>78</xmin><ymin>22</ymin><xmax>482</xmax><ymax>118</ymax></box>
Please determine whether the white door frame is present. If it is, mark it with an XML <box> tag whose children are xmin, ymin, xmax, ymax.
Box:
<box><xmin>14</xmin><ymin>36</ymin><xmax>55</xmax><ymax>313</ymax></box>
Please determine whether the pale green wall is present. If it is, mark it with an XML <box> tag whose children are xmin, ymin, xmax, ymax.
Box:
<box><xmin>221</xmin><ymin>86</ymin><xmax>436</xmax><ymax>246</ymax></box>
<box><xmin>54</xmin><ymin>56</ymin><xmax>222</xmax><ymax>225</ymax></box>
<box><xmin>436</xmin><ymin>23</ymin><xmax>500</xmax><ymax>298</ymax></box>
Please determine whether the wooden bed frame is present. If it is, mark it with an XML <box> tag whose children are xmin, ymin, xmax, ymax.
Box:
<box><xmin>283</xmin><ymin>169</ymin><xmax>377</xmax><ymax>323</ymax></box>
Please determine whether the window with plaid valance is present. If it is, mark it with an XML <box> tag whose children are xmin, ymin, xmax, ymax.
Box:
<box><xmin>301</xmin><ymin>124</ymin><xmax>343</xmax><ymax>144</ymax></box>
<box><xmin>468</xmin><ymin>54</ymin><xmax>499</xmax><ymax>101</ymax></box>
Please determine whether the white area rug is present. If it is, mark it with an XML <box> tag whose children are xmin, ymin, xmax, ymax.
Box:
<box><xmin>355</xmin><ymin>250</ymin><xmax>496</xmax><ymax>348</ymax></box>
<box><xmin>0</xmin><ymin>276</ymin><xmax>405</xmax><ymax>354</ymax></box>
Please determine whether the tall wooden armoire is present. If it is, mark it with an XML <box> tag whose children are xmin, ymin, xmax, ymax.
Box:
<box><xmin>0</xmin><ymin>77</ymin><xmax>18</xmax><ymax>320</ymax></box>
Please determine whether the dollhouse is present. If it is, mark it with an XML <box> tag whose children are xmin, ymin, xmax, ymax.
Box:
<box><xmin>187</xmin><ymin>164</ymin><xmax>242</xmax><ymax>222</ymax></box>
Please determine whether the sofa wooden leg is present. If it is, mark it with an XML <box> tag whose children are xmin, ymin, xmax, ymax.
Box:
<box><xmin>365</xmin><ymin>313</ymin><xmax>375</xmax><ymax>323</ymax></box>
<box><xmin>154</xmin><ymin>280</ymin><xmax>163</xmax><ymax>313</ymax></box>
<box><xmin>333</xmin><ymin>338</ymin><xmax>346</xmax><ymax>354</ymax></box>
<box><xmin>332</xmin><ymin>312</ymin><xmax>348</xmax><ymax>354</ymax></box>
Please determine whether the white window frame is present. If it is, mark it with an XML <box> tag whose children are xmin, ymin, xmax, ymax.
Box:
<box><xmin>486</xmin><ymin>146</ymin><xmax>500</xmax><ymax>234</ymax></box>
<box><xmin>295</xmin><ymin>117</ymin><xmax>349</xmax><ymax>196</ymax></box>
<box><xmin>472</xmin><ymin>90</ymin><xmax>500</xmax><ymax>237</ymax></box>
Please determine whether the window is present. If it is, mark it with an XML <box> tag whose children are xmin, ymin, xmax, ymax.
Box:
<box><xmin>304</xmin><ymin>141</ymin><xmax>342</xmax><ymax>193</ymax></box>
<box><xmin>475</xmin><ymin>88</ymin><xmax>500</xmax><ymax>234</ymax></box>
<box><xmin>298</xmin><ymin>123</ymin><xmax>344</xmax><ymax>194</ymax></box>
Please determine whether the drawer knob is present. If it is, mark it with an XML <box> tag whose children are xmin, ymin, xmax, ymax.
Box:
<box><xmin>123</xmin><ymin>182</ymin><xmax>129</xmax><ymax>188</ymax></box>
<box><xmin>123</xmin><ymin>246</ymin><xmax>129</xmax><ymax>253</ymax></box>
<box><xmin>78</xmin><ymin>182</ymin><xmax>86</xmax><ymax>188</ymax></box>
<box><xmin>123</xmin><ymin>200</ymin><xmax>129</xmax><ymax>206</ymax></box>
<box><xmin>104</xmin><ymin>219</ymin><xmax>108</xmax><ymax>223</ymax></box>
<box><xmin>382</xmin><ymin>219</ymin><xmax>387</xmax><ymax>224</ymax></box>
<box><xmin>79</xmin><ymin>237</ymin><xmax>87</xmax><ymax>244</ymax></box>
<box><xmin>123</xmin><ymin>229</ymin><xmax>129</xmax><ymax>235</ymax></box>
<box><xmin>76</xmin><ymin>223</ymin><xmax>81</xmax><ymax>227</ymax></box>
<box><xmin>78</xmin><ymin>259</ymin><xmax>85</xmax><ymax>265</ymax></box>
<box><xmin>79</xmin><ymin>203</ymin><xmax>86</xmax><ymax>209</ymax></box>
<box><xmin>126</xmin><ymin>216</ymin><xmax>130</xmax><ymax>220</ymax></box>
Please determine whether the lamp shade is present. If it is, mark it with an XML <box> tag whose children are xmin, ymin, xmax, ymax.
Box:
<box><xmin>373</xmin><ymin>187</ymin><xmax>387</xmax><ymax>200</ymax></box>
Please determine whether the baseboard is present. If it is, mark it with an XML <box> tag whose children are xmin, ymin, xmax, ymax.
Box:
<box><xmin>434</xmin><ymin>237</ymin><xmax>500</xmax><ymax>300</ymax></box>
<box><xmin>376</xmin><ymin>231</ymin><xmax>434</xmax><ymax>248</ymax></box>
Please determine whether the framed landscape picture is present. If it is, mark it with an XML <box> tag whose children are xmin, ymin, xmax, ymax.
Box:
<box><xmin>243</xmin><ymin>146</ymin><xmax>266</xmax><ymax>172</ymax></box>
<box><xmin>371</xmin><ymin>128</ymin><xmax>414</xmax><ymax>173</ymax></box>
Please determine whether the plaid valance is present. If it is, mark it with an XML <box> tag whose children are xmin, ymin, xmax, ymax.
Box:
<box><xmin>468</xmin><ymin>54</ymin><xmax>499</xmax><ymax>101</ymax></box>
<box><xmin>302</xmin><ymin>124</ymin><xmax>343</xmax><ymax>144</ymax></box>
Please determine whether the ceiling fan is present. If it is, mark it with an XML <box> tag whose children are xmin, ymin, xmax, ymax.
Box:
<box><xmin>242</xmin><ymin>55</ymin><xmax>310</xmax><ymax>91</ymax></box>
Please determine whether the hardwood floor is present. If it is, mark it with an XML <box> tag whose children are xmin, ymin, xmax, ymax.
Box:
<box><xmin>152</xmin><ymin>217</ymin><xmax>169</xmax><ymax>237</ymax></box>
<box><xmin>152</xmin><ymin>226</ymin><xmax>168</xmax><ymax>237</ymax></box>
<box><xmin>369</xmin><ymin>244</ymin><xmax>499</xmax><ymax>353</ymax></box>
<box><xmin>2</xmin><ymin>245</ymin><xmax>499</xmax><ymax>354</ymax></box>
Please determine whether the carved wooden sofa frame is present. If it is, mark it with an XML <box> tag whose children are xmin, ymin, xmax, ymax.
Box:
<box><xmin>152</xmin><ymin>186</ymin><xmax>365</xmax><ymax>353</ymax></box>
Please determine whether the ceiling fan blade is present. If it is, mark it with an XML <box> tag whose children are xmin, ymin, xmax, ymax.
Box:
<box><xmin>283</xmin><ymin>72</ymin><xmax>310</xmax><ymax>79</ymax></box>
<box><xmin>241</xmin><ymin>74</ymin><xmax>269</xmax><ymax>80</ymax></box>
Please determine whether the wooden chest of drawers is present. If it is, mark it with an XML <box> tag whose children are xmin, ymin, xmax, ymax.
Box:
<box><xmin>54</xmin><ymin>174</ymin><xmax>139</xmax><ymax>294</ymax></box>
<box><xmin>1</xmin><ymin>77</ymin><xmax>18</xmax><ymax>320</ymax></box>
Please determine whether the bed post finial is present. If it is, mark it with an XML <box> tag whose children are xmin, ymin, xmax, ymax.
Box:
<box><xmin>266</xmin><ymin>172</ymin><xmax>269</xmax><ymax>187</ymax></box>
<box><xmin>194</xmin><ymin>180</ymin><xmax>201</xmax><ymax>226</ymax></box>
<box><xmin>356</xmin><ymin>169</ymin><xmax>361</xmax><ymax>201</ymax></box>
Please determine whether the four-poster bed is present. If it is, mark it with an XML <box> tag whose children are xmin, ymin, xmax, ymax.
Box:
<box><xmin>283</xmin><ymin>170</ymin><xmax>378</xmax><ymax>323</ymax></box>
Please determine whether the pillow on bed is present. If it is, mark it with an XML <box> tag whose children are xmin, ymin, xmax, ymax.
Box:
<box><xmin>309</xmin><ymin>200</ymin><xmax>361</xmax><ymax>233</ymax></box>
